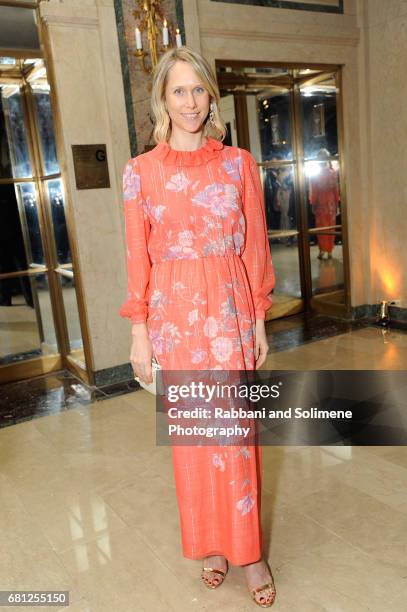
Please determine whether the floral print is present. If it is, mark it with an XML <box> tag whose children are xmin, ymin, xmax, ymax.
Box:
<box><xmin>210</xmin><ymin>336</ymin><xmax>234</xmax><ymax>362</ymax></box>
<box><xmin>191</xmin><ymin>182</ymin><xmax>239</xmax><ymax>217</ymax></box>
<box><xmin>222</xmin><ymin>156</ymin><xmax>243</xmax><ymax>181</ymax></box>
<box><xmin>236</xmin><ymin>493</ymin><xmax>256</xmax><ymax>516</ymax></box>
<box><xmin>123</xmin><ymin>163</ymin><xmax>140</xmax><ymax>199</ymax></box>
<box><xmin>119</xmin><ymin>137</ymin><xmax>274</xmax><ymax>565</ymax></box>
<box><xmin>165</xmin><ymin>170</ymin><xmax>191</xmax><ymax>193</ymax></box>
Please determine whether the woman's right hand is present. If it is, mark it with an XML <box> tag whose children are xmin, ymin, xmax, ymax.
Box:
<box><xmin>130</xmin><ymin>323</ymin><xmax>153</xmax><ymax>384</ymax></box>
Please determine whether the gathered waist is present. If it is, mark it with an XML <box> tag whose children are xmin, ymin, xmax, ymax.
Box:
<box><xmin>151</xmin><ymin>252</ymin><xmax>242</xmax><ymax>266</ymax></box>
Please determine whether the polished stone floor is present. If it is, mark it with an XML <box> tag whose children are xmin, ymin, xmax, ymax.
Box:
<box><xmin>0</xmin><ymin>314</ymin><xmax>373</xmax><ymax>429</ymax></box>
<box><xmin>0</xmin><ymin>316</ymin><xmax>406</xmax><ymax>610</ymax></box>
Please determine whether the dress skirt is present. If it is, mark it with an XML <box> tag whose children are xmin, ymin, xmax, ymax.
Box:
<box><xmin>147</xmin><ymin>252</ymin><xmax>263</xmax><ymax>565</ymax></box>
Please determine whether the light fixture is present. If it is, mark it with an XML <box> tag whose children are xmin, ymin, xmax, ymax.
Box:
<box><xmin>377</xmin><ymin>300</ymin><xmax>390</xmax><ymax>327</ymax></box>
<box><xmin>133</xmin><ymin>0</ymin><xmax>183</xmax><ymax>74</ymax></box>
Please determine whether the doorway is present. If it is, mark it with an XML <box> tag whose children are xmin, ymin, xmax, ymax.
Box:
<box><xmin>216</xmin><ymin>61</ymin><xmax>350</xmax><ymax>321</ymax></box>
<box><xmin>0</xmin><ymin>56</ymin><xmax>89</xmax><ymax>384</ymax></box>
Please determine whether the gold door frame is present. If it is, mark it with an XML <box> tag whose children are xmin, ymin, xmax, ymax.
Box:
<box><xmin>216</xmin><ymin>60</ymin><xmax>351</xmax><ymax>320</ymax></box>
<box><xmin>0</xmin><ymin>1</ymin><xmax>94</xmax><ymax>385</ymax></box>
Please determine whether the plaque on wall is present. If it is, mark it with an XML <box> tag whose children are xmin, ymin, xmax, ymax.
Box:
<box><xmin>72</xmin><ymin>144</ymin><xmax>110</xmax><ymax>189</ymax></box>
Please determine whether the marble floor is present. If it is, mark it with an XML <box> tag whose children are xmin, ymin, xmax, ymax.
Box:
<box><xmin>1</xmin><ymin>319</ymin><xmax>407</xmax><ymax>610</ymax></box>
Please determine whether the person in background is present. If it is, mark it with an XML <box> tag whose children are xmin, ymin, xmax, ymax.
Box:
<box><xmin>308</xmin><ymin>148</ymin><xmax>340</xmax><ymax>260</ymax></box>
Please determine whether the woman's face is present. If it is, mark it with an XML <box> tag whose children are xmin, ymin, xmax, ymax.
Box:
<box><xmin>164</xmin><ymin>60</ymin><xmax>211</xmax><ymax>135</ymax></box>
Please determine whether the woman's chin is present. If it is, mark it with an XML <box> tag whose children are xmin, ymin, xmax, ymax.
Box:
<box><xmin>176</xmin><ymin>120</ymin><xmax>205</xmax><ymax>134</ymax></box>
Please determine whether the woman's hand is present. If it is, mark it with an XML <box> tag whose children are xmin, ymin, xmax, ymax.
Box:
<box><xmin>130</xmin><ymin>323</ymin><xmax>154</xmax><ymax>384</ymax></box>
<box><xmin>255</xmin><ymin>319</ymin><xmax>269</xmax><ymax>369</ymax></box>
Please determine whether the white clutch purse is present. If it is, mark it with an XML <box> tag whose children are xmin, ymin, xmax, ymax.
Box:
<box><xmin>134</xmin><ymin>355</ymin><xmax>163</xmax><ymax>395</ymax></box>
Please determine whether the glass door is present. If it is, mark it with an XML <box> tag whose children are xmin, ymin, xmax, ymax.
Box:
<box><xmin>0</xmin><ymin>57</ymin><xmax>89</xmax><ymax>384</ymax></box>
<box><xmin>216</xmin><ymin>62</ymin><xmax>350</xmax><ymax>320</ymax></box>
<box><xmin>256</xmin><ymin>71</ymin><xmax>304</xmax><ymax>319</ymax></box>
<box><xmin>297</xmin><ymin>70</ymin><xmax>348</xmax><ymax>315</ymax></box>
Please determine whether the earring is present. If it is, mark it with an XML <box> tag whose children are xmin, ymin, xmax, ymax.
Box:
<box><xmin>209</xmin><ymin>103</ymin><xmax>215</xmax><ymax>126</ymax></box>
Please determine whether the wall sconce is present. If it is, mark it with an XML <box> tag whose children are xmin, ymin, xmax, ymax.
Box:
<box><xmin>133</xmin><ymin>0</ymin><xmax>183</xmax><ymax>74</ymax></box>
<box><xmin>376</xmin><ymin>300</ymin><xmax>390</xmax><ymax>327</ymax></box>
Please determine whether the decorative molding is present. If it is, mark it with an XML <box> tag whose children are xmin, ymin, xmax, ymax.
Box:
<box><xmin>39</xmin><ymin>14</ymin><xmax>99</xmax><ymax>29</ymax></box>
<box><xmin>200</xmin><ymin>27</ymin><xmax>359</xmax><ymax>47</ymax></box>
<box><xmin>210</xmin><ymin>0</ymin><xmax>344</xmax><ymax>14</ymax></box>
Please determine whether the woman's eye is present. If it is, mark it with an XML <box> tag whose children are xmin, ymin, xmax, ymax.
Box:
<box><xmin>196</xmin><ymin>87</ymin><xmax>204</xmax><ymax>93</ymax></box>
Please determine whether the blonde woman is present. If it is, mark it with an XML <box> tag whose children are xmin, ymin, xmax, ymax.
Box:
<box><xmin>119</xmin><ymin>45</ymin><xmax>276</xmax><ymax>608</ymax></box>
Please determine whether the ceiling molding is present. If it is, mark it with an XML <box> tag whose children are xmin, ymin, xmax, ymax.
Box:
<box><xmin>200</xmin><ymin>27</ymin><xmax>359</xmax><ymax>47</ymax></box>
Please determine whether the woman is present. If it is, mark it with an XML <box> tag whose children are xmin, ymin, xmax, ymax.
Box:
<box><xmin>309</xmin><ymin>148</ymin><xmax>340</xmax><ymax>260</ymax></box>
<box><xmin>119</xmin><ymin>46</ymin><xmax>276</xmax><ymax>608</ymax></box>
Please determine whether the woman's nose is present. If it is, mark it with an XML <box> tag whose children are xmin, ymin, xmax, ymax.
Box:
<box><xmin>185</xmin><ymin>91</ymin><xmax>197</xmax><ymax>108</ymax></box>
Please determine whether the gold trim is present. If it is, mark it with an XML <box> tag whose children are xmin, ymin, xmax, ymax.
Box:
<box><xmin>308</xmin><ymin>225</ymin><xmax>341</xmax><ymax>232</ymax></box>
<box><xmin>266</xmin><ymin>297</ymin><xmax>304</xmax><ymax>321</ymax></box>
<box><xmin>269</xmin><ymin>230</ymin><xmax>299</xmax><ymax>238</ymax></box>
<box><xmin>66</xmin><ymin>354</ymin><xmax>90</xmax><ymax>385</ymax></box>
<box><xmin>38</xmin><ymin>12</ymin><xmax>95</xmax><ymax>385</ymax></box>
<box><xmin>335</xmin><ymin>68</ymin><xmax>352</xmax><ymax>316</ymax></box>
<box><xmin>0</xmin><ymin>268</ymin><xmax>47</xmax><ymax>280</ymax></box>
<box><xmin>0</xmin><ymin>49</ymin><xmax>40</xmax><ymax>59</ymax></box>
<box><xmin>0</xmin><ymin>355</ymin><xmax>62</xmax><ymax>385</ymax></box>
<box><xmin>259</xmin><ymin>159</ymin><xmax>295</xmax><ymax>168</ymax></box>
<box><xmin>0</xmin><ymin>1</ymin><xmax>39</xmax><ymax>7</ymax></box>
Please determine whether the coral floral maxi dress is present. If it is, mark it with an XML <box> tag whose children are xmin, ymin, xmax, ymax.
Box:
<box><xmin>119</xmin><ymin>136</ymin><xmax>275</xmax><ymax>565</ymax></box>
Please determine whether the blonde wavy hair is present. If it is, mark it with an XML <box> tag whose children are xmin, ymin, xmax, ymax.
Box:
<box><xmin>151</xmin><ymin>46</ymin><xmax>227</xmax><ymax>144</ymax></box>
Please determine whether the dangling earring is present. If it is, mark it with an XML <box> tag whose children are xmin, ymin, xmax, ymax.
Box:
<box><xmin>209</xmin><ymin>103</ymin><xmax>215</xmax><ymax>126</ymax></box>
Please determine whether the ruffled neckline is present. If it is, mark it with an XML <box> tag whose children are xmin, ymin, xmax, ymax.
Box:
<box><xmin>150</xmin><ymin>136</ymin><xmax>224</xmax><ymax>166</ymax></box>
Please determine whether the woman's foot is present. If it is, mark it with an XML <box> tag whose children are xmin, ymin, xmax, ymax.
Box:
<box><xmin>201</xmin><ymin>555</ymin><xmax>228</xmax><ymax>588</ymax></box>
<box><xmin>244</xmin><ymin>559</ymin><xmax>276</xmax><ymax>607</ymax></box>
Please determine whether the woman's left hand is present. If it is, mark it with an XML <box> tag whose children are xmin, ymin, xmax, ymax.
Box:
<box><xmin>255</xmin><ymin>319</ymin><xmax>269</xmax><ymax>369</ymax></box>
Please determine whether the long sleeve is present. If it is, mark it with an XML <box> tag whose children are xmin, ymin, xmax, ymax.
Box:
<box><xmin>118</xmin><ymin>157</ymin><xmax>152</xmax><ymax>324</ymax></box>
<box><xmin>241</xmin><ymin>150</ymin><xmax>275</xmax><ymax>319</ymax></box>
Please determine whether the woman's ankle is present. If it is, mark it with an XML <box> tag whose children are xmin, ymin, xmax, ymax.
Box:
<box><xmin>243</xmin><ymin>557</ymin><xmax>263</xmax><ymax>568</ymax></box>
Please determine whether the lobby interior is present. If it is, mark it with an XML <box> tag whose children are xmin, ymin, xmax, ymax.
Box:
<box><xmin>1</xmin><ymin>0</ymin><xmax>407</xmax><ymax>610</ymax></box>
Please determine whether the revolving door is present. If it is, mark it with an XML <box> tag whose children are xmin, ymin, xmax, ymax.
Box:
<box><xmin>0</xmin><ymin>56</ymin><xmax>89</xmax><ymax>384</ymax></box>
<box><xmin>216</xmin><ymin>62</ymin><xmax>350</xmax><ymax>320</ymax></box>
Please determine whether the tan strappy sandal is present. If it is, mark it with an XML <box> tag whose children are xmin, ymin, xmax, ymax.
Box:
<box><xmin>250</xmin><ymin>561</ymin><xmax>276</xmax><ymax>607</ymax></box>
<box><xmin>201</xmin><ymin>560</ymin><xmax>228</xmax><ymax>589</ymax></box>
